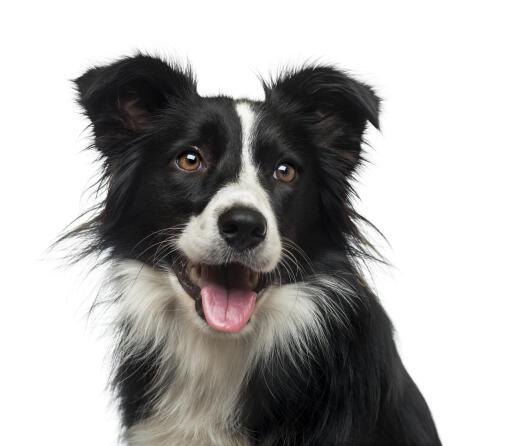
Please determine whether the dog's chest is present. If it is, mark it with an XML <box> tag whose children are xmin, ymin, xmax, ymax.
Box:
<box><xmin>126</xmin><ymin>331</ymin><xmax>255</xmax><ymax>446</ymax></box>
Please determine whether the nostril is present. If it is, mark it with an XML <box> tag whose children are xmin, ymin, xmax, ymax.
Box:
<box><xmin>222</xmin><ymin>222</ymin><xmax>239</xmax><ymax>236</ymax></box>
<box><xmin>251</xmin><ymin>224</ymin><xmax>266</xmax><ymax>239</ymax></box>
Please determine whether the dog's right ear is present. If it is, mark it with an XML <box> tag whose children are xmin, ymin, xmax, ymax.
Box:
<box><xmin>75</xmin><ymin>54</ymin><xmax>197</xmax><ymax>156</ymax></box>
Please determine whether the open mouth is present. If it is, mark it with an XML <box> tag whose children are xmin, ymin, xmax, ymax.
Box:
<box><xmin>175</xmin><ymin>262</ymin><xmax>264</xmax><ymax>333</ymax></box>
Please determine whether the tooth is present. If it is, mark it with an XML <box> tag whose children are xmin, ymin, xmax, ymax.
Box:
<box><xmin>249</xmin><ymin>271</ymin><xmax>259</xmax><ymax>289</ymax></box>
<box><xmin>189</xmin><ymin>265</ymin><xmax>200</xmax><ymax>284</ymax></box>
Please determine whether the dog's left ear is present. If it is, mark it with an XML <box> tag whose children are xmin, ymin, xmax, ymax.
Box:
<box><xmin>264</xmin><ymin>66</ymin><xmax>380</xmax><ymax>172</ymax></box>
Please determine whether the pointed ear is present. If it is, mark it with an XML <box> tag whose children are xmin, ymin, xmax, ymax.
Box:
<box><xmin>75</xmin><ymin>54</ymin><xmax>197</xmax><ymax>154</ymax></box>
<box><xmin>264</xmin><ymin>66</ymin><xmax>380</xmax><ymax>173</ymax></box>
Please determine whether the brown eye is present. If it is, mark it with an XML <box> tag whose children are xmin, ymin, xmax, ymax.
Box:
<box><xmin>273</xmin><ymin>163</ymin><xmax>296</xmax><ymax>183</ymax></box>
<box><xmin>176</xmin><ymin>151</ymin><xmax>202</xmax><ymax>171</ymax></box>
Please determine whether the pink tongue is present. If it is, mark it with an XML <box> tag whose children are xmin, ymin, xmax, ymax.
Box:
<box><xmin>200</xmin><ymin>264</ymin><xmax>256</xmax><ymax>333</ymax></box>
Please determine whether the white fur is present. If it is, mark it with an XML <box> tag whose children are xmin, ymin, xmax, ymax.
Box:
<box><xmin>111</xmin><ymin>260</ymin><xmax>347</xmax><ymax>446</ymax></box>
<box><xmin>177</xmin><ymin>101</ymin><xmax>281</xmax><ymax>272</ymax></box>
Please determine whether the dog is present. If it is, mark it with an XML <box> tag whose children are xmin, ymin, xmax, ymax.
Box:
<box><xmin>68</xmin><ymin>54</ymin><xmax>441</xmax><ymax>445</ymax></box>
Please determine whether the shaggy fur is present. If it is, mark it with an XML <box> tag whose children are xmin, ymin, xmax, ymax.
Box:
<box><xmin>65</xmin><ymin>54</ymin><xmax>442</xmax><ymax>445</ymax></box>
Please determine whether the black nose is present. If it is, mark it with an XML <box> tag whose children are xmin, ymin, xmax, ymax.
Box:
<box><xmin>218</xmin><ymin>207</ymin><xmax>267</xmax><ymax>251</ymax></box>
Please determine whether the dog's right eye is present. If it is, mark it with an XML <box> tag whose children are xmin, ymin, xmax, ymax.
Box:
<box><xmin>176</xmin><ymin>150</ymin><xmax>203</xmax><ymax>171</ymax></box>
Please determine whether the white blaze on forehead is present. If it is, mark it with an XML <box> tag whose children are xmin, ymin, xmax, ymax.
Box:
<box><xmin>236</xmin><ymin>101</ymin><xmax>259</xmax><ymax>184</ymax></box>
<box><xmin>177</xmin><ymin>101</ymin><xmax>282</xmax><ymax>272</ymax></box>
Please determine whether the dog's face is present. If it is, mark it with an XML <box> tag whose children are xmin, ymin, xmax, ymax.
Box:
<box><xmin>76</xmin><ymin>55</ymin><xmax>379</xmax><ymax>333</ymax></box>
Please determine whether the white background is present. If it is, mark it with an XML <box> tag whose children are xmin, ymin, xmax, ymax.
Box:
<box><xmin>1</xmin><ymin>1</ymin><xmax>510</xmax><ymax>445</ymax></box>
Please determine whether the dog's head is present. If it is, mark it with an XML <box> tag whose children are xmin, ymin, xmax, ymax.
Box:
<box><xmin>74</xmin><ymin>55</ymin><xmax>379</xmax><ymax>333</ymax></box>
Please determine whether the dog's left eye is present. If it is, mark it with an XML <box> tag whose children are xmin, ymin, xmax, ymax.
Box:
<box><xmin>273</xmin><ymin>163</ymin><xmax>296</xmax><ymax>183</ymax></box>
<box><xmin>176</xmin><ymin>150</ymin><xmax>203</xmax><ymax>171</ymax></box>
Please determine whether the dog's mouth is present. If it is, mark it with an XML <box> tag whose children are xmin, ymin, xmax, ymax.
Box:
<box><xmin>175</xmin><ymin>261</ymin><xmax>264</xmax><ymax>333</ymax></box>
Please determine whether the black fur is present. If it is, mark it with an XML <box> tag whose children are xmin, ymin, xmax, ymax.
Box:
<box><xmin>68</xmin><ymin>54</ymin><xmax>441</xmax><ymax>445</ymax></box>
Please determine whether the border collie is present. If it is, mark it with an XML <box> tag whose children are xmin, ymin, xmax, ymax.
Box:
<box><xmin>67</xmin><ymin>54</ymin><xmax>441</xmax><ymax>445</ymax></box>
